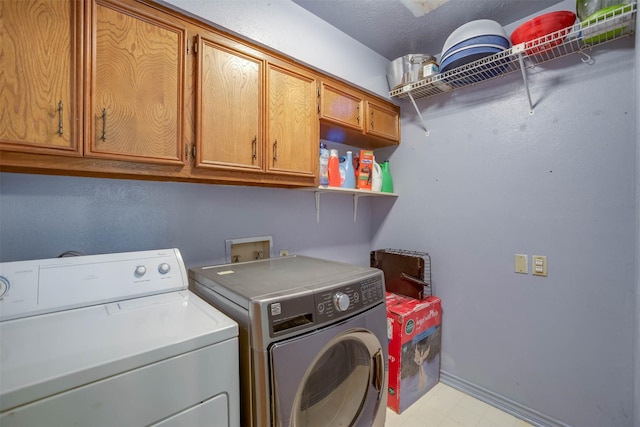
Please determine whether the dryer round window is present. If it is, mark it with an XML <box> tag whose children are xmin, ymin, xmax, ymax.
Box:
<box><xmin>286</xmin><ymin>329</ymin><xmax>385</xmax><ymax>426</ymax></box>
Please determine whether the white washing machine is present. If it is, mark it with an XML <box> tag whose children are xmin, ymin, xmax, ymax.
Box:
<box><xmin>0</xmin><ymin>248</ymin><xmax>240</xmax><ymax>427</ymax></box>
<box><xmin>189</xmin><ymin>255</ymin><xmax>388</xmax><ymax>427</ymax></box>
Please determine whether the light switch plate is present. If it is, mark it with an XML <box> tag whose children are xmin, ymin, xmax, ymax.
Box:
<box><xmin>532</xmin><ymin>255</ymin><xmax>547</xmax><ymax>277</ymax></box>
<box><xmin>515</xmin><ymin>254</ymin><xmax>528</xmax><ymax>274</ymax></box>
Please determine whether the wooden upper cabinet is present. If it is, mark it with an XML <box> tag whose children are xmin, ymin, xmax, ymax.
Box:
<box><xmin>319</xmin><ymin>79</ymin><xmax>400</xmax><ymax>148</ymax></box>
<box><xmin>266</xmin><ymin>63</ymin><xmax>317</xmax><ymax>179</ymax></box>
<box><xmin>0</xmin><ymin>0</ymin><xmax>81</xmax><ymax>155</ymax></box>
<box><xmin>319</xmin><ymin>82</ymin><xmax>363</xmax><ymax>131</ymax></box>
<box><xmin>0</xmin><ymin>0</ymin><xmax>393</xmax><ymax>188</ymax></box>
<box><xmin>192</xmin><ymin>32</ymin><xmax>317</xmax><ymax>185</ymax></box>
<box><xmin>195</xmin><ymin>34</ymin><xmax>262</xmax><ymax>172</ymax></box>
<box><xmin>85</xmin><ymin>0</ymin><xmax>186</xmax><ymax>164</ymax></box>
<box><xmin>366</xmin><ymin>100</ymin><xmax>400</xmax><ymax>142</ymax></box>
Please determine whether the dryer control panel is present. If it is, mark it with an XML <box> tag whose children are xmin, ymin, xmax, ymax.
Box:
<box><xmin>0</xmin><ymin>249</ymin><xmax>187</xmax><ymax>322</ymax></box>
<box><xmin>314</xmin><ymin>274</ymin><xmax>384</xmax><ymax>325</ymax></box>
<box><xmin>266</xmin><ymin>272</ymin><xmax>385</xmax><ymax>338</ymax></box>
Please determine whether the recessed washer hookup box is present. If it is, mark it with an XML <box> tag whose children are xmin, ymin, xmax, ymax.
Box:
<box><xmin>386</xmin><ymin>292</ymin><xmax>442</xmax><ymax>414</ymax></box>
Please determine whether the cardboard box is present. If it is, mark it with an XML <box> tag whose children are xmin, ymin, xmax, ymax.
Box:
<box><xmin>386</xmin><ymin>292</ymin><xmax>442</xmax><ymax>414</ymax></box>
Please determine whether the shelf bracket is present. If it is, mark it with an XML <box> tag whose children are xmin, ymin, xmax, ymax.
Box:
<box><xmin>516</xmin><ymin>51</ymin><xmax>534</xmax><ymax>114</ymax></box>
<box><xmin>313</xmin><ymin>190</ymin><xmax>362</xmax><ymax>223</ymax></box>
<box><xmin>353</xmin><ymin>194</ymin><xmax>360</xmax><ymax>223</ymax></box>
<box><xmin>579</xmin><ymin>50</ymin><xmax>594</xmax><ymax>65</ymax></box>
<box><xmin>407</xmin><ymin>91</ymin><xmax>430</xmax><ymax>137</ymax></box>
<box><xmin>314</xmin><ymin>191</ymin><xmax>321</xmax><ymax>223</ymax></box>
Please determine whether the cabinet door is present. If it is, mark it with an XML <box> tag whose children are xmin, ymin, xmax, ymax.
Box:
<box><xmin>195</xmin><ymin>35</ymin><xmax>262</xmax><ymax>171</ymax></box>
<box><xmin>267</xmin><ymin>64</ymin><xmax>317</xmax><ymax>178</ymax></box>
<box><xmin>86</xmin><ymin>0</ymin><xmax>185</xmax><ymax>164</ymax></box>
<box><xmin>365</xmin><ymin>101</ymin><xmax>400</xmax><ymax>142</ymax></box>
<box><xmin>0</xmin><ymin>0</ymin><xmax>80</xmax><ymax>155</ymax></box>
<box><xmin>319</xmin><ymin>83</ymin><xmax>363</xmax><ymax>131</ymax></box>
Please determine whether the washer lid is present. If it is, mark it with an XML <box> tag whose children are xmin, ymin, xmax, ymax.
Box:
<box><xmin>0</xmin><ymin>290</ymin><xmax>237</xmax><ymax>412</ymax></box>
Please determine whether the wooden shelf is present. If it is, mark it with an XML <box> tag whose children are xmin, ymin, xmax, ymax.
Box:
<box><xmin>300</xmin><ymin>186</ymin><xmax>398</xmax><ymax>197</ymax></box>
<box><xmin>300</xmin><ymin>186</ymin><xmax>398</xmax><ymax>223</ymax></box>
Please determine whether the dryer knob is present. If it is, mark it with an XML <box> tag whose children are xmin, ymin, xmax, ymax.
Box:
<box><xmin>134</xmin><ymin>265</ymin><xmax>147</xmax><ymax>278</ymax></box>
<box><xmin>158</xmin><ymin>263</ymin><xmax>171</xmax><ymax>275</ymax></box>
<box><xmin>333</xmin><ymin>292</ymin><xmax>350</xmax><ymax>312</ymax></box>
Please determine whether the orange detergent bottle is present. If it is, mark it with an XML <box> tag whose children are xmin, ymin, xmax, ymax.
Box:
<box><xmin>328</xmin><ymin>149</ymin><xmax>341</xmax><ymax>187</ymax></box>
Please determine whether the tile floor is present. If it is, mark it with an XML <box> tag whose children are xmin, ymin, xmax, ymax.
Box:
<box><xmin>385</xmin><ymin>382</ymin><xmax>534</xmax><ymax>427</ymax></box>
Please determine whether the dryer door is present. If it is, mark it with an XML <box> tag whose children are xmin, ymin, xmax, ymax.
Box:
<box><xmin>269</xmin><ymin>303</ymin><xmax>387</xmax><ymax>427</ymax></box>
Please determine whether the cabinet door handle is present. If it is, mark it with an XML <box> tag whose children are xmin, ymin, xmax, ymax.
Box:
<box><xmin>101</xmin><ymin>108</ymin><xmax>107</xmax><ymax>141</ymax></box>
<box><xmin>273</xmin><ymin>139</ymin><xmax>278</xmax><ymax>163</ymax></box>
<box><xmin>252</xmin><ymin>136</ymin><xmax>257</xmax><ymax>160</ymax></box>
<box><xmin>370</xmin><ymin>111</ymin><xmax>374</xmax><ymax>129</ymax></box>
<box><xmin>57</xmin><ymin>101</ymin><xmax>63</xmax><ymax>136</ymax></box>
<box><xmin>357</xmin><ymin>105</ymin><xmax>360</xmax><ymax>124</ymax></box>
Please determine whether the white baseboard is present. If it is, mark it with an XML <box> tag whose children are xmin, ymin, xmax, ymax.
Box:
<box><xmin>439</xmin><ymin>370</ymin><xmax>571</xmax><ymax>427</ymax></box>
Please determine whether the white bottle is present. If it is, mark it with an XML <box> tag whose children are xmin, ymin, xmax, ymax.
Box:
<box><xmin>319</xmin><ymin>143</ymin><xmax>329</xmax><ymax>186</ymax></box>
<box><xmin>372</xmin><ymin>159</ymin><xmax>382</xmax><ymax>192</ymax></box>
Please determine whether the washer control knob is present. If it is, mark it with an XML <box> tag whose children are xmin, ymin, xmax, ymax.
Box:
<box><xmin>333</xmin><ymin>292</ymin><xmax>350</xmax><ymax>312</ymax></box>
<box><xmin>0</xmin><ymin>276</ymin><xmax>10</xmax><ymax>298</ymax></box>
<box><xmin>158</xmin><ymin>263</ymin><xmax>171</xmax><ymax>275</ymax></box>
<box><xmin>134</xmin><ymin>265</ymin><xmax>147</xmax><ymax>278</ymax></box>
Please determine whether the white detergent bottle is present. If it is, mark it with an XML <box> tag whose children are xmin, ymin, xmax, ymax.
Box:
<box><xmin>372</xmin><ymin>161</ymin><xmax>382</xmax><ymax>192</ymax></box>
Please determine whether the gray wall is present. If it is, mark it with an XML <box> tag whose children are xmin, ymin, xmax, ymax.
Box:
<box><xmin>634</xmin><ymin>11</ymin><xmax>640</xmax><ymax>427</ymax></box>
<box><xmin>372</xmin><ymin>2</ymin><xmax>637</xmax><ymax>426</ymax></box>
<box><xmin>0</xmin><ymin>174</ymin><xmax>375</xmax><ymax>267</ymax></box>
<box><xmin>0</xmin><ymin>1</ymin><xmax>637</xmax><ymax>426</ymax></box>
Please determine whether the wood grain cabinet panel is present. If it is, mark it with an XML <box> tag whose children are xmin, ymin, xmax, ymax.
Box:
<box><xmin>267</xmin><ymin>63</ymin><xmax>317</xmax><ymax>179</ymax></box>
<box><xmin>366</xmin><ymin>100</ymin><xmax>400</xmax><ymax>142</ymax></box>
<box><xmin>0</xmin><ymin>0</ymin><xmax>81</xmax><ymax>155</ymax></box>
<box><xmin>319</xmin><ymin>82</ymin><xmax>363</xmax><ymax>131</ymax></box>
<box><xmin>319</xmin><ymin>79</ymin><xmax>400</xmax><ymax>148</ymax></box>
<box><xmin>85</xmin><ymin>0</ymin><xmax>186</xmax><ymax>165</ymax></box>
<box><xmin>195</xmin><ymin>34</ymin><xmax>262</xmax><ymax>172</ymax></box>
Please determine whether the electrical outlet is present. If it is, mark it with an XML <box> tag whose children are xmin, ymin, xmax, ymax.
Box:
<box><xmin>279</xmin><ymin>250</ymin><xmax>289</xmax><ymax>257</ymax></box>
<box><xmin>515</xmin><ymin>254</ymin><xmax>528</xmax><ymax>274</ymax></box>
<box><xmin>225</xmin><ymin>236</ymin><xmax>272</xmax><ymax>263</ymax></box>
<box><xmin>532</xmin><ymin>255</ymin><xmax>547</xmax><ymax>277</ymax></box>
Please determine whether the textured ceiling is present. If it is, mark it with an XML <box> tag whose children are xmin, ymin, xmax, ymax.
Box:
<box><xmin>291</xmin><ymin>0</ymin><xmax>566</xmax><ymax>60</ymax></box>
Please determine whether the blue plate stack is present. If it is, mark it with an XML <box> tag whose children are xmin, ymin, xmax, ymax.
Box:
<box><xmin>440</xmin><ymin>19</ymin><xmax>511</xmax><ymax>82</ymax></box>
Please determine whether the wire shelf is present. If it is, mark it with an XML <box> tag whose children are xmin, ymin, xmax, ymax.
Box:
<box><xmin>390</xmin><ymin>3</ymin><xmax>636</xmax><ymax>101</ymax></box>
